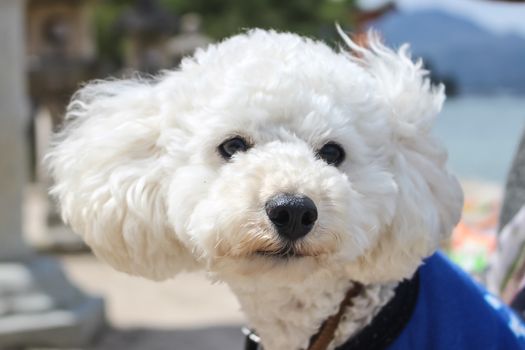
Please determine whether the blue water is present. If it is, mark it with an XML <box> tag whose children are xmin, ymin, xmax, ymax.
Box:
<box><xmin>433</xmin><ymin>96</ymin><xmax>525</xmax><ymax>184</ymax></box>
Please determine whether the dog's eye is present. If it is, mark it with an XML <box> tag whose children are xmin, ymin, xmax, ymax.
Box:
<box><xmin>218</xmin><ymin>137</ymin><xmax>249</xmax><ymax>160</ymax></box>
<box><xmin>318</xmin><ymin>142</ymin><xmax>345</xmax><ymax>166</ymax></box>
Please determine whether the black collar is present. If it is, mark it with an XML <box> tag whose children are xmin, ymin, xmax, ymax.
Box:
<box><xmin>243</xmin><ymin>327</ymin><xmax>261</xmax><ymax>350</ymax></box>
<box><xmin>335</xmin><ymin>271</ymin><xmax>420</xmax><ymax>350</ymax></box>
<box><xmin>243</xmin><ymin>271</ymin><xmax>420</xmax><ymax>350</ymax></box>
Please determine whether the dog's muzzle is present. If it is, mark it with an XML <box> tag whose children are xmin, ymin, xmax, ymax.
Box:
<box><xmin>265</xmin><ymin>193</ymin><xmax>318</xmax><ymax>241</ymax></box>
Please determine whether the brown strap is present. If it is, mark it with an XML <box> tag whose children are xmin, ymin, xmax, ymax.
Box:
<box><xmin>307</xmin><ymin>283</ymin><xmax>364</xmax><ymax>350</ymax></box>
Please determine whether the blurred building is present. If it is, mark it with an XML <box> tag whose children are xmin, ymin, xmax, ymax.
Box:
<box><xmin>354</xmin><ymin>0</ymin><xmax>396</xmax><ymax>32</ymax></box>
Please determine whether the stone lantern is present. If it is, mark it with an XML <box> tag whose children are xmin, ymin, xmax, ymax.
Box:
<box><xmin>118</xmin><ymin>0</ymin><xmax>177</xmax><ymax>73</ymax></box>
<box><xmin>25</xmin><ymin>0</ymin><xmax>98</xmax><ymax>249</ymax></box>
<box><xmin>168</xmin><ymin>13</ymin><xmax>212</xmax><ymax>67</ymax></box>
<box><xmin>26</xmin><ymin>0</ymin><xmax>97</xmax><ymax>124</ymax></box>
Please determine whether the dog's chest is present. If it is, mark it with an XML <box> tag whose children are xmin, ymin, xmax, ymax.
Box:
<box><xmin>230</xmin><ymin>273</ymin><xmax>396</xmax><ymax>350</ymax></box>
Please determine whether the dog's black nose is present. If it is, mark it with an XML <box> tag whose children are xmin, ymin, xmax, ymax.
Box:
<box><xmin>265</xmin><ymin>194</ymin><xmax>318</xmax><ymax>241</ymax></box>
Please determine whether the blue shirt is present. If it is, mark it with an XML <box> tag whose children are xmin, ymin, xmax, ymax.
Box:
<box><xmin>388</xmin><ymin>252</ymin><xmax>525</xmax><ymax>349</ymax></box>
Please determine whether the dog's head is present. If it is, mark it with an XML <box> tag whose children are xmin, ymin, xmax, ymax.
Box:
<box><xmin>47</xmin><ymin>29</ymin><xmax>462</xmax><ymax>284</ymax></box>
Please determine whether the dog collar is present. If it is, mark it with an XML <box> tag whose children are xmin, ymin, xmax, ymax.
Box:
<box><xmin>242</xmin><ymin>327</ymin><xmax>261</xmax><ymax>350</ymax></box>
<box><xmin>242</xmin><ymin>282</ymin><xmax>364</xmax><ymax>350</ymax></box>
<box><xmin>335</xmin><ymin>271</ymin><xmax>420</xmax><ymax>350</ymax></box>
<box><xmin>242</xmin><ymin>272</ymin><xmax>419</xmax><ymax>350</ymax></box>
<box><xmin>309</xmin><ymin>282</ymin><xmax>364</xmax><ymax>350</ymax></box>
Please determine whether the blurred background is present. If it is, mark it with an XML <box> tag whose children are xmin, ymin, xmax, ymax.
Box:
<box><xmin>1</xmin><ymin>0</ymin><xmax>524</xmax><ymax>349</ymax></box>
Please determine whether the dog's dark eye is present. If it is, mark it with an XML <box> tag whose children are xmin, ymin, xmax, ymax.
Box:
<box><xmin>318</xmin><ymin>142</ymin><xmax>345</xmax><ymax>166</ymax></box>
<box><xmin>218</xmin><ymin>137</ymin><xmax>249</xmax><ymax>160</ymax></box>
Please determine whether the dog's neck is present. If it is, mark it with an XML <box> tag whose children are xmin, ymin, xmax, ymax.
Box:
<box><xmin>226</xmin><ymin>268</ymin><xmax>397</xmax><ymax>350</ymax></box>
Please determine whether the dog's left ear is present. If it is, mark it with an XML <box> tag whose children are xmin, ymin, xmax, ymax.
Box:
<box><xmin>47</xmin><ymin>79</ymin><xmax>199</xmax><ymax>281</ymax></box>
<box><xmin>340</xmin><ymin>29</ymin><xmax>463</xmax><ymax>282</ymax></box>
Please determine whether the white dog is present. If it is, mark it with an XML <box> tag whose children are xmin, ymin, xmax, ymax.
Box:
<box><xmin>47</xmin><ymin>29</ymin><xmax>525</xmax><ymax>350</ymax></box>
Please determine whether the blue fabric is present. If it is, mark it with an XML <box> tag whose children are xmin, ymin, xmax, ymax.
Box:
<box><xmin>388</xmin><ymin>252</ymin><xmax>525</xmax><ymax>350</ymax></box>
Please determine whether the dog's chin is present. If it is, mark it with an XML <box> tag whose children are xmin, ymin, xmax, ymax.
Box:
<box><xmin>248</xmin><ymin>238</ymin><xmax>337</xmax><ymax>262</ymax></box>
<box><xmin>254</xmin><ymin>248</ymin><xmax>305</xmax><ymax>260</ymax></box>
<box><xmin>251</xmin><ymin>239</ymin><xmax>314</xmax><ymax>260</ymax></box>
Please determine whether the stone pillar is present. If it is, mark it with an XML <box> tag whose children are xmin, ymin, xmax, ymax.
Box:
<box><xmin>0</xmin><ymin>0</ymin><xmax>31</xmax><ymax>261</ymax></box>
<box><xmin>0</xmin><ymin>0</ymin><xmax>105</xmax><ymax>347</ymax></box>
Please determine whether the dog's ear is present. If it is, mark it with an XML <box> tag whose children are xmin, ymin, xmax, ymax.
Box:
<box><xmin>339</xmin><ymin>29</ymin><xmax>463</xmax><ymax>282</ymax></box>
<box><xmin>47</xmin><ymin>79</ymin><xmax>199</xmax><ymax>280</ymax></box>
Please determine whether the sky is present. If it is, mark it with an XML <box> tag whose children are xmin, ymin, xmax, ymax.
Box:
<box><xmin>356</xmin><ymin>0</ymin><xmax>525</xmax><ymax>38</ymax></box>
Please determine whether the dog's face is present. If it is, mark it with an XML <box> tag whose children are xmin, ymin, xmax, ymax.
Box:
<box><xmin>48</xmin><ymin>29</ymin><xmax>463</xmax><ymax>285</ymax></box>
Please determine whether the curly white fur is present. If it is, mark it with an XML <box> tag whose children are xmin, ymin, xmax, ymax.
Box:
<box><xmin>47</xmin><ymin>28</ymin><xmax>463</xmax><ymax>350</ymax></box>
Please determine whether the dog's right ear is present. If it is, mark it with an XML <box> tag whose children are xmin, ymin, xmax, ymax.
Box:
<box><xmin>338</xmin><ymin>27</ymin><xmax>463</xmax><ymax>282</ymax></box>
<box><xmin>47</xmin><ymin>79</ymin><xmax>199</xmax><ymax>280</ymax></box>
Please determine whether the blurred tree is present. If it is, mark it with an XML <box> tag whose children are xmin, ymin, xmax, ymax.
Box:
<box><xmin>93</xmin><ymin>0</ymin><xmax>355</xmax><ymax>68</ymax></box>
<box><xmin>93</xmin><ymin>1</ymin><xmax>128</xmax><ymax>68</ymax></box>
<box><xmin>160</xmin><ymin>0</ymin><xmax>354</xmax><ymax>39</ymax></box>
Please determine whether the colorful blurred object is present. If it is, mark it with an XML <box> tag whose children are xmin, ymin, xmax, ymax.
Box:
<box><xmin>449</xmin><ymin>221</ymin><xmax>497</xmax><ymax>274</ymax></box>
<box><xmin>447</xmin><ymin>181</ymin><xmax>501</xmax><ymax>275</ymax></box>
